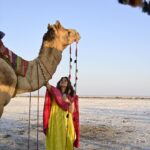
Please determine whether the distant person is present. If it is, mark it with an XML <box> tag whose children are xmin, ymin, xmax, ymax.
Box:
<box><xmin>43</xmin><ymin>76</ymin><xmax>80</xmax><ymax>150</ymax></box>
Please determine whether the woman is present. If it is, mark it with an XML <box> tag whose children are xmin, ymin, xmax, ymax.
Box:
<box><xmin>43</xmin><ymin>77</ymin><xmax>80</xmax><ymax>150</ymax></box>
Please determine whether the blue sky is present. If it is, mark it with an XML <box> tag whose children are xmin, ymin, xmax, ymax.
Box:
<box><xmin>1</xmin><ymin>1</ymin><xmax>150</xmax><ymax>96</ymax></box>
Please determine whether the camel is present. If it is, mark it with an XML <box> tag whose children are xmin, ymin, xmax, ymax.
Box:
<box><xmin>0</xmin><ymin>21</ymin><xmax>80</xmax><ymax>117</ymax></box>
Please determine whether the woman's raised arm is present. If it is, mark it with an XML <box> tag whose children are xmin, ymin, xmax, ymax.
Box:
<box><xmin>46</xmin><ymin>82</ymin><xmax>51</xmax><ymax>92</ymax></box>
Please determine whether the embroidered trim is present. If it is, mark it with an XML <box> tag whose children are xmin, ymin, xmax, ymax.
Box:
<box><xmin>0</xmin><ymin>40</ymin><xmax>28</xmax><ymax>77</ymax></box>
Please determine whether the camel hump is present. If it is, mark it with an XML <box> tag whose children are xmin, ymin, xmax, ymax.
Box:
<box><xmin>0</xmin><ymin>40</ymin><xmax>29</xmax><ymax>77</ymax></box>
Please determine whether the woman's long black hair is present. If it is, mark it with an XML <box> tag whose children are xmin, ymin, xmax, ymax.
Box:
<box><xmin>56</xmin><ymin>76</ymin><xmax>75</xmax><ymax>97</ymax></box>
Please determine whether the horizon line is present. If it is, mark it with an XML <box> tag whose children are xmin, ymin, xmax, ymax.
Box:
<box><xmin>15</xmin><ymin>95</ymin><xmax>150</xmax><ymax>99</ymax></box>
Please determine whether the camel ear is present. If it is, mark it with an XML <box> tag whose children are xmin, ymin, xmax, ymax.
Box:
<box><xmin>47</xmin><ymin>24</ymin><xmax>51</xmax><ymax>30</ymax></box>
<box><xmin>44</xmin><ymin>26</ymin><xmax>55</xmax><ymax>41</ymax></box>
<box><xmin>55</xmin><ymin>20</ymin><xmax>62</xmax><ymax>29</ymax></box>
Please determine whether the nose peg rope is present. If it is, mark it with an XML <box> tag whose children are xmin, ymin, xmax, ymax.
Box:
<box><xmin>68</xmin><ymin>45</ymin><xmax>72</xmax><ymax>80</ymax></box>
<box><xmin>67</xmin><ymin>43</ymin><xmax>78</xmax><ymax>150</ymax></box>
<box><xmin>28</xmin><ymin>61</ymin><xmax>40</xmax><ymax>150</ymax></box>
<box><xmin>28</xmin><ymin>92</ymin><xmax>31</xmax><ymax>150</ymax></box>
<box><xmin>68</xmin><ymin>43</ymin><xmax>78</xmax><ymax>94</ymax></box>
<box><xmin>74</xmin><ymin>42</ymin><xmax>78</xmax><ymax>93</ymax></box>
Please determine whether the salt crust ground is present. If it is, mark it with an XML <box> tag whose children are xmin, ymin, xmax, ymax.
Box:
<box><xmin>0</xmin><ymin>97</ymin><xmax>150</xmax><ymax>150</ymax></box>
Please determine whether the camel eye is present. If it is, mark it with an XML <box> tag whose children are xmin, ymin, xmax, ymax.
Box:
<box><xmin>68</xmin><ymin>31</ymin><xmax>71</xmax><ymax>36</ymax></box>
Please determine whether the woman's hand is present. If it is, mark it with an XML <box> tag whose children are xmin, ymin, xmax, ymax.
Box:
<box><xmin>62</xmin><ymin>94</ymin><xmax>75</xmax><ymax>113</ymax></box>
<box><xmin>46</xmin><ymin>82</ymin><xmax>51</xmax><ymax>92</ymax></box>
<box><xmin>68</xmin><ymin>102</ymin><xmax>75</xmax><ymax>113</ymax></box>
<box><xmin>63</xmin><ymin>95</ymin><xmax>71</xmax><ymax>104</ymax></box>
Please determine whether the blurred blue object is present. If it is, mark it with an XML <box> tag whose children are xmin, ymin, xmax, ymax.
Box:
<box><xmin>0</xmin><ymin>31</ymin><xmax>5</xmax><ymax>39</ymax></box>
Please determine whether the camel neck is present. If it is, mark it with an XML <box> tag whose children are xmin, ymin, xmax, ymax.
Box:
<box><xmin>38</xmin><ymin>47</ymin><xmax>62</xmax><ymax>81</ymax></box>
<box><xmin>16</xmin><ymin>47</ymin><xmax>62</xmax><ymax>94</ymax></box>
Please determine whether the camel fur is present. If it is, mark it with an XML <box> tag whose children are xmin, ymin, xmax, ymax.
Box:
<box><xmin>0</xmin><ymin>21</ymin><xmax>80</xmax><ymax>117</ymax></box>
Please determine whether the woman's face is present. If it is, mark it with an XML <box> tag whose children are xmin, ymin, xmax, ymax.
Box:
<box><xmin>59</xmin><ymin>77</ymin><xmax>68</xmax><ymax>88</ymax></box>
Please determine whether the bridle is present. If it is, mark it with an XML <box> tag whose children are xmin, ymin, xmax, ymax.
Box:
<box><xmin>36</xmin><ymin>58</ymin><xmax>50</xmax><ymax>85</ymax></box>
<box><xmin>28</xmin><ymin>58</ymin><xmax>49</xmax><ymax>150</ymax></box>
<box><xmin>68</xmin><ymin>42</ymin><xmax>78</xmax><ymax>93</ymax></box>
<box><xmin>28</xmin><ymin>43</ymin><xmax>78</xmax><ymax>150</ymax></box>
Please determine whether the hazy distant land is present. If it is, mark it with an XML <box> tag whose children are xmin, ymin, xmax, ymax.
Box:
<box><xmin>16</xmin><ymin>94</ymin><xmax>150</xmax><ymax>99</ymax></box>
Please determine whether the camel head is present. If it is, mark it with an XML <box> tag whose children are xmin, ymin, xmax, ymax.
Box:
<box><xmin>42</xmin><ymin>21</ymin><xmax>80</xmax><ymax>51</ymax></box>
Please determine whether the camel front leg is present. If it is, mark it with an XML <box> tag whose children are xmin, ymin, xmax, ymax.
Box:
<box><xmin>0</xmin><ymin>92</ymin><xmax>12</xmax><ymax>118</ymax></box>
<box><xmin>0</xmin><ymin>60</ymin><xmax>17</xmax><ymax>117</ymax></box>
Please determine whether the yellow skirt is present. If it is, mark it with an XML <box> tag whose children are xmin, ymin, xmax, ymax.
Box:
<box><xmin>46</xmin><ymin>99</ymin><xmax>76</xmax><ymax>150</ymax></box>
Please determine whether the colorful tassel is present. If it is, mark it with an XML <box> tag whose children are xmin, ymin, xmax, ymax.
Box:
<box><xmin>142</xmin><ymin>0</ymin><xmax>148</xmax><ymax>13</ymax></box>
<box><xmin>129</xmin><ymin>0</ymin><xmax>143</xmax><ymax>7</ymax></box>
<box><xmin>0</xmin><ymin>31</ymin><xmax>5</xmax><ymax>39</ymax></box>
<box><xmin>118</xmin><ymin>0</ymin><xmax>143</xmax><ymax>7</ymax></box>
